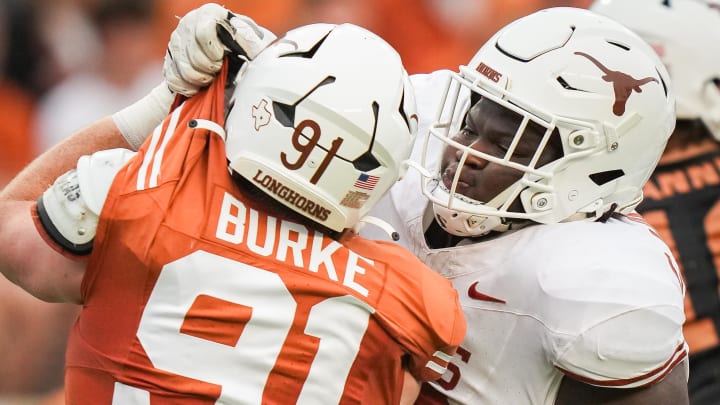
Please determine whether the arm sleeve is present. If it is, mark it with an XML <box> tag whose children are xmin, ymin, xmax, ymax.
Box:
<box><xmin>555</xmin><ymin>305</ymin><xmax>688</xmax><ymax>388</ymax></box>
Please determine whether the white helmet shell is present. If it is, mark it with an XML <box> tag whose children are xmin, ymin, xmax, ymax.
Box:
<box><xmin>591</xmin><ymin>0</ymin><xmax>720</xmax><ymax>139</ymax></box>
<box><xmin>225</xmin><ymin>23</ymin><xmax>418</xmax><ymax>232</ymax></box>
<box><xmin>422</xmin><ymin>7</ymin><xmax>675</xmax><ymax>237</ymax></box>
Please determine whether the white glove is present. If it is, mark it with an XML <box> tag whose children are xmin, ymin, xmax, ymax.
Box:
<box><xmin>164</xmin><ymin>3</ymin><xmax>277</xmax><ymax>96</ymax></box>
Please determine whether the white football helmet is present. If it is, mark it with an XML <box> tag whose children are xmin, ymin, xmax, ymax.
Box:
<box><xmin>225</xmin><ymin>23</ymin><xmax>418</xmax><ymax>232</ymax></box>
<box><xmin>422</xmin><ymin>7</ymin><xmax>676</xmax><ymax>237</ymax></box>
<box><xmin>591</xmin><ymin>0</ymin><xmax>720</xmax><ymax>140</ymax></box>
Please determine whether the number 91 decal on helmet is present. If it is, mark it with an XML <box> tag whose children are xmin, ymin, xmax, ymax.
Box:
<box><xmin>224</xmin><ymin>23</ymin><xmax>418</xmax><ymax>233</ymax></box>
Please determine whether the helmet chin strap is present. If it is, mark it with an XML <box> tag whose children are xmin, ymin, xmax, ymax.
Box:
<box><xmin>189</xmin><ymin>118</ymin><xmax>227</xmax><ymax>140</ymax></box>
<box><xmin>353</xmin><ymin>215</ymin><xmax>400</xmax><ymax>241</ymax></box>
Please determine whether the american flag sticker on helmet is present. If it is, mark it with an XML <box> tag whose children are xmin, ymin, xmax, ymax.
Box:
<box><xmin>353</xmin><ymin>173</ymin><xmax>379</xmax><ymax>190</ymax></box>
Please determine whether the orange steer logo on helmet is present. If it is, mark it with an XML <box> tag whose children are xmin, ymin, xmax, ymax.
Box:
<box><xmin>574</xmin><ymin>51</ymin><xmax>659</xmax><ymax>116</ymax></box>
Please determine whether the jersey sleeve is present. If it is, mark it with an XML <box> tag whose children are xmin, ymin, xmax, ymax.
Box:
<box><xmin>533</xmin><ymin>218</ymin><xmax>689</xmax><ymax>388</ymax></box>
<box><xmin>414</xmin><ymin>274</ymin><xmax>466</xmax><ymax>382</ymax></box>
<box><xmin>554</xmin><ymin>303</ymin><xmax>687</xmax><ymax>388</ymax></box>
<box><xmin>374</xmin><ymin>243</ymin><xmax>467</xmax><ymax>382</ymax></box>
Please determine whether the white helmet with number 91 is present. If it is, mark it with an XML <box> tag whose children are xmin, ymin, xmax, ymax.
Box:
<box><xmin>423</xmin><ymin>7</ymin><xmax>675</xmax><ymax>237</ymax></box>
<box><xmin>225</xmin><ymin>23</ymin><xmax>418</xmax><ymax>233</ymax></box>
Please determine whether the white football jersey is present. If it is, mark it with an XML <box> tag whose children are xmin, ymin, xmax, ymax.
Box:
<box><xmin>363</xmin><ymin>71</ymin><xmax>688</xmax><ymax>405</ymax></box>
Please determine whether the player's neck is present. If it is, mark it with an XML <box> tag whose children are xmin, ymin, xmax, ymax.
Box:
<box><xmin>424</xmin><ymin>219</ymin><xmax>464</xmax><ymax>248</ymax></box>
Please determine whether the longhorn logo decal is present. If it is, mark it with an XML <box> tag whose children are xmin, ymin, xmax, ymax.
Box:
<box><xmin>574</xmin><ymin>51</ymin><xmax>658</xmax><ymax>116</ymax></box>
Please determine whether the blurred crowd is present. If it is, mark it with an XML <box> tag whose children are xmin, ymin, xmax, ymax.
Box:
<box><xmin>0</xmin><ymin>0</ymin><xmax>590</xmax><ymax>403</ymax></box>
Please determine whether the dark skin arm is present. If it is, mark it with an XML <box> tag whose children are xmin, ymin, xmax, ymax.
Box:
<box><xmin>555</xmin><ymin>360</ymin><xmax>689</xmax><ymax>405</ymax></box>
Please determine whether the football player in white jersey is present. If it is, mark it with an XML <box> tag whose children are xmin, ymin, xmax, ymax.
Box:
<box><xmin>589</xmin><ymin>1</ymin><xmax>720</xmax><ymax>404</ymax></box>
<box><xmin>365</xmin><ymin>7</ymin><xmax>688</xmax><ymax>404</ymax></box>
<box><xmin>38</xmin><ymin>4</ymin><xmax>688</xmax><ymax>404</ymax></box>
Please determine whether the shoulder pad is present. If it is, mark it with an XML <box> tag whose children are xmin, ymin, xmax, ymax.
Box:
<box><xmin>77</xmin><ymin>148</ymin><xmax>136</xmax><ymax>214</ymax></box>
<box><xmin>37</xmin><ymin>148</ymin><xmax>135</xmax><ymax>255</ymax></box>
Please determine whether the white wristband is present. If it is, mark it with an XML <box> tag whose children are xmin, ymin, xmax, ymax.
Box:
<box><xmin>112</xmin><ymin>82</ymin><xmax>175</xmax><ymax>150</ymax></box>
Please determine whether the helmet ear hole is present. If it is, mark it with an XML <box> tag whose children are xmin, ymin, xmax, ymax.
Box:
<box><xmin>353</xmin><ymin>153</ymin><xmax>381</xmax><ymax>171</ymax></box>
<box><xmin>273</xmin><ymin>102</ymin><xmax>295</xmax><ymax>127</ymax></box>
<box><xmin>352</xmin><ymin>101</ymin><xmax>382</xmax><ymax>172</ymax></box>
<box><xmin>589</xmin><ymin>169</ymin><xmax>625</xmax><ymax>186</ymax></box>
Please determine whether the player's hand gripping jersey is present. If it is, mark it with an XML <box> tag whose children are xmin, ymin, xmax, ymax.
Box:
<box><xmin>53</xmin><ymin>65</ymin><xmax>465</xmax><ymax>404</ymax></box>
<box><xmin>367</xmin><ymin>71</ymin><xmax>688</xmax><ymax>405</ymax></box>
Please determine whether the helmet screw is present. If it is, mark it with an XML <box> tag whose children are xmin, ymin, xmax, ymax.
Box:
<box><xmin>532</xmin><ymin>193</ymin><xmax>552</xmax><ymax>210</ymax></box>
<box><xmin>573</xmin><ymin>135</ymin><xmax>584</xmax><ymax>146</ymax></box>
<box><xmin>568</xmin><ymin>190</ymin><xmax>578</xmax><ymax>201</ymax></box>
<box><xmin>610</xmin><ymin>142</ymin><xmax>619</xmax><ymax>151</ymax></box>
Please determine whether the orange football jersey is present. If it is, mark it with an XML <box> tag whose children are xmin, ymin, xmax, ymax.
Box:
<box><xmin>62</xmin><ymin>65</ymin><xmax>465</xmax><ymax>404</ymax></box>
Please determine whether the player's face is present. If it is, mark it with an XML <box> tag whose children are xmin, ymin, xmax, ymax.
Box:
<box><xmin>440</xmin><ymin>97</ymin><xmax>562</xmax><ymax>209</ymax></box>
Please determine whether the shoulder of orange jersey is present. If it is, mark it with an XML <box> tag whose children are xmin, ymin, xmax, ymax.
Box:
<box><xmin>348</xmin><ymin>236</ymin><xmax>467</xmax><ymax>381</ymax></box>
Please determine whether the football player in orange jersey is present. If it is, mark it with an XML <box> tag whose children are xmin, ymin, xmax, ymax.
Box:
<box><xmin>0</xmin><ymin>4</ymin><xmax>465</xmax><ymax>404</ymax></box>
<box><xmin>158</xmin><ymin>4</ymin><xmax>690</xmax><ymax>405</ymax></box>
<box><xmin>591</xmin><ymin>1</ymin><xmax>720</xmax><ymax>403</ymax></box>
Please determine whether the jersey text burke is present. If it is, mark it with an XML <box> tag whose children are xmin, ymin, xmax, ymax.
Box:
<box><xmin>215</xmin><ymin>191</ymin><xmax>372</xmax><ymax>297</ymax></box>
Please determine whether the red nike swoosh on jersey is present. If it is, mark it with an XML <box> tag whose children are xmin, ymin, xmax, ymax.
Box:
<box><xmin>468</xmin><ymin>282</ymin><xmax>506</xmax><ymax>303</ymax></box>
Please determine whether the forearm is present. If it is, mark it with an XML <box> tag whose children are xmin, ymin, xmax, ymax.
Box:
<box><xmin>0</xmin><ymin>116</ymin><xmax>129</xmax><ymax>201</ymax></box>
<box><xmin>400</xmin><ymin>371</ymin><xmax>421</xmax><ymax>405</ymax></box>
<box><xmin>555</xmin><ymin>360</ymin><xmax>689</xmax><ymax>405</ymax></box>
